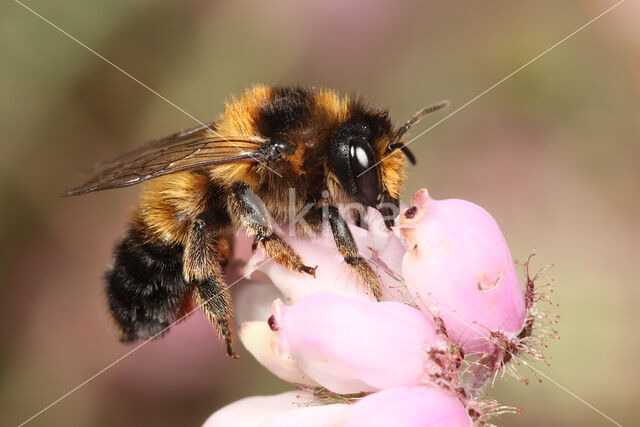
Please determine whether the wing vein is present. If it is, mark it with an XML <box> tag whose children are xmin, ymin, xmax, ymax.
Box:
<box><xmin>65</xmin><ymin>124</ymin><xmax>268</xmax><ymax>196</ymax></box>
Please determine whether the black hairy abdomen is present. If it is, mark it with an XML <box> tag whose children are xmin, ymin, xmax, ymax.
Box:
<box><xmin>106</xmin><ymin>228</ymin><xmax>189</xmax><ymax>341</ymax></box>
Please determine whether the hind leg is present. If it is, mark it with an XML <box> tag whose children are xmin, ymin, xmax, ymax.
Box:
<box><xmin>184</xmin><ymin>213</ymin><xmax>238</xmax><ymax>358</ymax></box>
<box><xmin>106</xmin><ymin>228</ymin><xmax>190</xmax><ymax>341</ymax></box>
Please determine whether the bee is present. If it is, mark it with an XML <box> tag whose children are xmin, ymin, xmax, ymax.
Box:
<box><xmin>66</xmin><ymin>86</ymin><xmax>447</xmax><ymax>357</ymax></box>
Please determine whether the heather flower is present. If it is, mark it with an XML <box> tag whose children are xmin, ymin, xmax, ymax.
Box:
<box><xmin>205</xmin><ymin>386</ymin><xmax>472</xmax><ymax>427</ymax></box>
<box><xmin>238</xmin><ymin>321</ymin><xmax>318</xmax><ymax>387</ymax></box>
<box><xmin>202</xmin><ymin>391</ymin><xmax>316</xmax><ymax>427</ymax></box>
<box><xmin>343</xmin><ymin>386</ymin><xmax>472</xmax><ymax>426</ymax></box>
<box><xmin>204</xmin><ymin>188</ymin><xmax>552</xmax><ymax>426</ymax></box>
<box><xmin>241</xmin><ymin>292</ymin><xmax>448</xmax><ymax>394</ymax></box>
<box><xmin>398</xmin><ymin>189</ymin><xmax>526</xmax><ymax>354</ymax></box>
<box><xmin>260</xmin><ymin>402</ymin><xmax>349</xmax><ymax>427</ymax></box>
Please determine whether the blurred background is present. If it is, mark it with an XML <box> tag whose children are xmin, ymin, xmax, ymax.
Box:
<box><xmin>1</xmin><ymin>0</ymin><xmax>638</xmax><ymax>425</ymax></box>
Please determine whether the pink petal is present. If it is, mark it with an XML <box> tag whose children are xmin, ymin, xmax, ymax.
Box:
<box><xmin>399</xmin><ymin>189</ymin><xmax>526</xmax><ymax>353</ymax></box>
<box><xmin>239</xmin><ymin>321</ymin><xmax>318</xmax><ymax>386</ymax></box>
<box><xmin>233</xmin><ymin>278</ymin><xmax>287</xmax><ymax>324</ymax></box>
<box><xmin>271</xmin><ymin>292</ymin><xmax>448</xmax><ymax>394</ymax></box>
<box><xmin>203</xmin><ymin>391</ymin><xmax>306</xmax><ymax>427</ymax></box>
<box><xmin>261</xmin><ymin>403</ymin><xmax>349</xmax><ymax>427</ymax></box>
<box><xmin>344</xmin><ymin>386</ymin><xmax>472</xmax><ymax>427</ymax></box>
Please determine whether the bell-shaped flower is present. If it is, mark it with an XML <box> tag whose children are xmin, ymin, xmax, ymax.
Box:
<box><xmin>262</xmin><ymin>292</ymin><xmax>448</xmax><ymax>394</ymax></box>
<box><xmin>203</xmin><ymin>391</ymin><xmax>309</xmax><ymax>427</ymax></box>
<box><xmin>344</xmin><ymin>386</ymin><xmax>472</xmax><ymax>427</ymax></box>
<box><xmin>398</xmin><ymin>189</ymin><xmax>526</xmax><ymax>353</ymax></box>
<box><xmin>239</xmin><ymin>321</ymin><xmax>318</xmax><ymax>387</ymax></box>
<box><xmin>260</xmin><ymin>403</ymin><xmax>349</xmax><ymax>427</ymax></box>
<box><xmin>204</xmin><ymin>387</ymin><xmax>472</xmax><ymax>427</ymax></box>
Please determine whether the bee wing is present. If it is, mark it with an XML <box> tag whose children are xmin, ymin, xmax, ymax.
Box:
<box><xmin>65</xmin><ymin>124</ymin><xmax>267</xmax><ymax>196</ymax></box>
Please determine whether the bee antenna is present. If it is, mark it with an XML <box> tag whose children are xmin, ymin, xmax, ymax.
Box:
<box><xmin>394</xmin><ymin>100</ymin><xmax>449</xmax><ymax>142</ymax></box>
<box><xmin>389</xmin><ymin>100</ymin><xmax>448</xmax><ymax>165</ymax></box>
<box><xmin>386</xmin><ymin>142</ymin><xmax>417</xmax><ymax>165</ymax></box>
<box><xmin>401</xmin><ymin>145</ymin><xmax>416</xmax><ymax>164</ymax></box>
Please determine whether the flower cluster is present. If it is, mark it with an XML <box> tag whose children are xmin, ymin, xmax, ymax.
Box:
<box><xmin>205</xmin><ymin>189</ymin><xmax>555</xmax><ymax>426</ymax></box>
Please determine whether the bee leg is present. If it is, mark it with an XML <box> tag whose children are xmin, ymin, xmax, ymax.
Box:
<box><xmin>228</xmin><ymin>182</ymin><xmax>316</xmax><ymax>276</ymax></box>
<box><xmin>184</xmin><ymin>215</ymin><xmax>238</xmax><ymax>358</ymax></box>
<box><xmin>326</xmin><ymin>206</ymin><xmax>384</xmax><ymax>301</ymax></box>
<box><xmin>192</xmin><ymin>277</ymin><xmax>237</xmax><ymax>358</ymax></box>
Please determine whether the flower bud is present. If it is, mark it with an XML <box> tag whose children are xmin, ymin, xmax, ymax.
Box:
<box><xmin>239</xmin><ymin>321</ymin><xmax>318</xmax><ymax>387</ymax></box>
<box><xmin>261</xmin><ymin>403</ymin><xmax>349</xmax><ymax>427</ymax></box>
<box><xmin>270</xmin><ymin>292</ymin><xmax>448</xmax><ymax>393</ymax></box>
<box><xmin>344</xmin><ymin>386</ymin><xmax>472</xmax><ymax>427</ymax></box>
<box><xmin>398</xmin><ymin>189</ymin><xmax>526</xmax><ymax>353</ymax></box>
<box><xmin>203</xmin><ymin>391</ymin><xmax>305</xmax><ymax>427</ymax></box>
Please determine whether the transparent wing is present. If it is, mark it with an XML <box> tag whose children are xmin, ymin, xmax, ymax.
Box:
<box><xmin>65</xmin><ymin>123</ymin><xmax>267</xmax><ymax>196</ymax></box>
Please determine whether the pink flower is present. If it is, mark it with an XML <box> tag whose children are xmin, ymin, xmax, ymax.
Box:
<box><xmin>203</xmin><ymin>391</ymin><xmax>348</xmax><ymax>426</ymax></box>
<box><xmin>204</xmin><ymin>387</ymin><xmax>472</xmax><ymax>427</ymax></box>
<box><xmin>243</xmin><ymin>292</ymin><xmax>448</xmax><ymax>394</ymax></box>
<box><xmin>208</xmin><ymin>187</ymin><xmax>539</xmax><ymax>425</ymax></box>
<box><xmin>398</xmin><ymin>189</ymin><xmax>526</xmax><ymax>353</ymax></box>
<box><xmin>260</xmin><ymin>403</ymin><xmax>349</xmax><ymax>427</ymax></box>
<box><xmin>202</xmin><ymin>391</ymin><xmax>308</xmax><ymax>427</ymax></box>
<box><xmin>239</xmin><ymin>321</ymin><xmax>318</xmax><ymax>387</ymax></box>
<box><xmin>344</xmin><ymin>386</ymin><xmax>472</xmax><ymax>427</ymax></box>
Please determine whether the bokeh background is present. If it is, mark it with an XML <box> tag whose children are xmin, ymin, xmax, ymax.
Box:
<box><xmin>1</xmin><ymin>0</ymin><xmax>638</xmax><ymax>425</ymax></box>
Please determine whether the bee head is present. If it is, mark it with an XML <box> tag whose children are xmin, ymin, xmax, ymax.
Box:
<box><xmin>327</xmin><ymin>98</ymin><xmax>448</xmax><ymax>228</ymax></box>
<box><xmin>327</xmin><ymin>100</ymin><xmax>401</xmax><ymax>228</ymax></box>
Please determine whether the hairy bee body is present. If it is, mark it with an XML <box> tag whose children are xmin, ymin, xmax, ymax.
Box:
<box><xmin>132</xmin><ymin>86</ymin><xmax>404</xmax><ymax>245</ymax></box>
<box><xmin>67</xmin><ymin>85</ymin><xmax>444</xmax><ymax>357</ymax></box>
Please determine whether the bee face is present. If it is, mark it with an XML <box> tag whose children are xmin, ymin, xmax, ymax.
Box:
<box><xmin>324</xmin><ymin>99</ymin><xmax>408</xmax><ymax>230</ymax></box>
<box><xmin>328</xmin><ymin>111</ymin><xmax>393</xmax><ymax>207</ymax></box>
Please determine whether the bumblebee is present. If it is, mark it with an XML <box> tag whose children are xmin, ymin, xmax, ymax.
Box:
<box><xmin>66</xmin><ymin>86</ymin><xmax>446</xmax><ymax>357</ymax></box>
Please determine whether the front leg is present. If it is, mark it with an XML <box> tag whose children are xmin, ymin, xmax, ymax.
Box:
<box><xmin>326</xmin><ymin>206</ymin><xmax>384</xmax><ymax>301</ymax></box>
<box><xmin>228</xmin><ymin>182</ymin><xmax>316</xmax><ymax>276</ymax></box>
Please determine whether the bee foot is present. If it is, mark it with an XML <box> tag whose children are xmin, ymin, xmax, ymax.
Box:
<box><xmin>225</xmin><ymin>339</ymin><xmax>240</xmax><ymax>359</ymax></box>
<box><xmin>300</xmin><ymin>264</ymin><xmax>317</xmax><ymax>277</ymax></box>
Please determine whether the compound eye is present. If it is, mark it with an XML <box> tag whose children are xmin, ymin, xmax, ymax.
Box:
<box><xmin>349</xmin><ymin>138</ymin><xmax>380</xmax><ymax>206</ymax></box>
